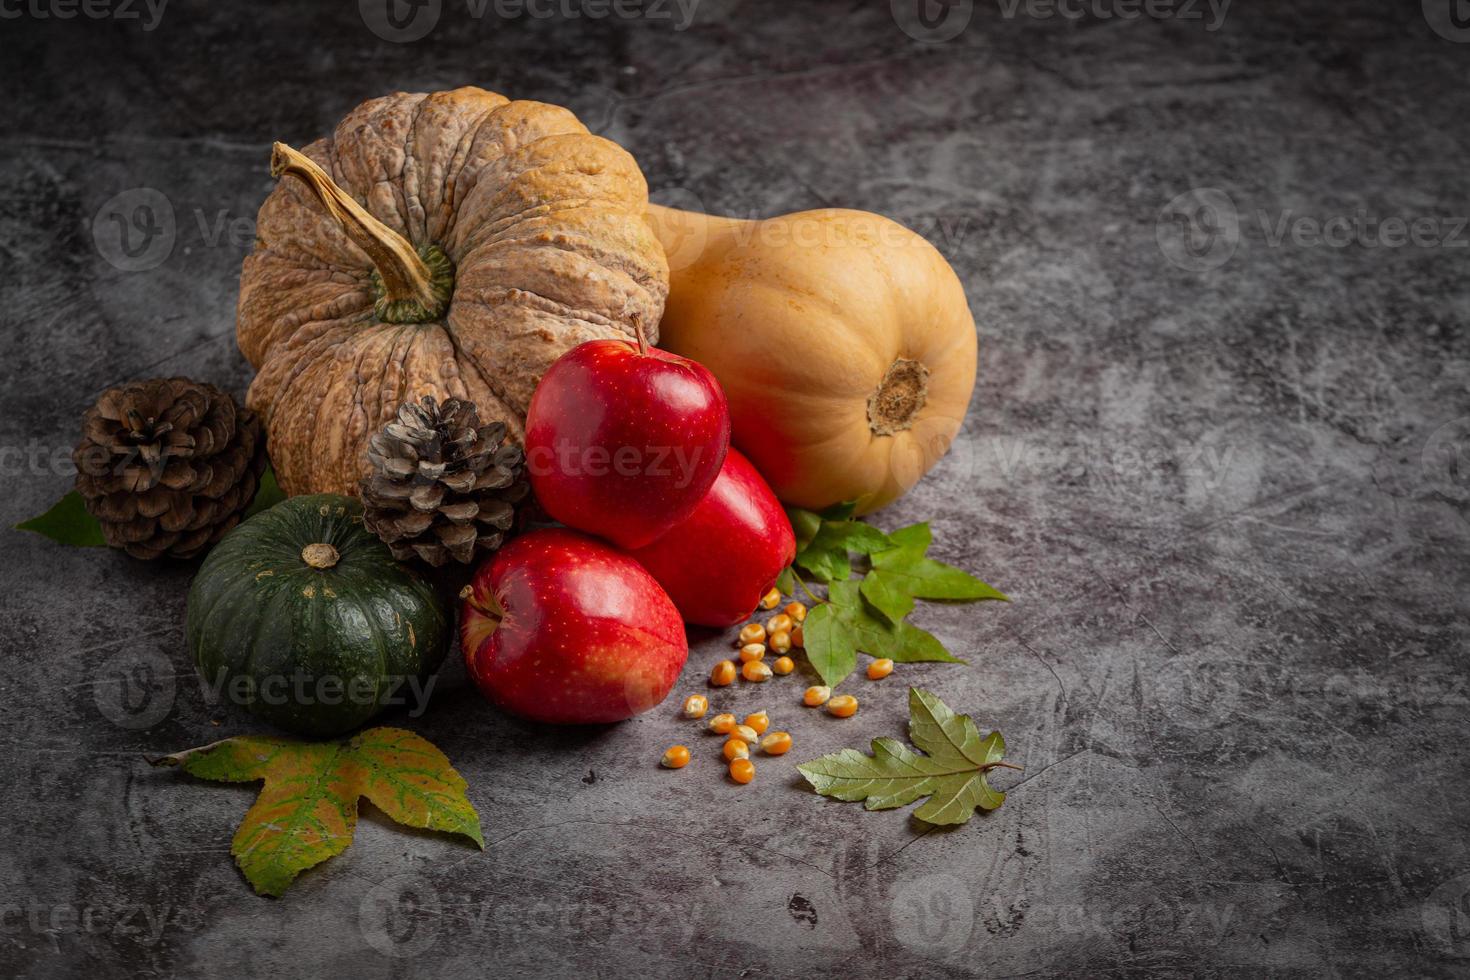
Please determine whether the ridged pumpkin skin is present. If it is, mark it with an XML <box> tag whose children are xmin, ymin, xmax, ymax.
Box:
<box><xmin>644</xmin><ymin>205</ymin><xmax>977</xmax><ymax>514</ymax></box>
<box><xmin>186</xmin><ymin>494</ymin><xmax>449</xmax><ymax>737</ymax></box>
<box><xmin>238</xmin><ymin>87</ymin><xmax>669</xmax><ymax>496</ymax></box>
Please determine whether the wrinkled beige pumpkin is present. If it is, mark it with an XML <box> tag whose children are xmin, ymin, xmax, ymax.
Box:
<box><xmin>238</xmin><ymin>87</ymin><xmax>668</xmax><ymax>496</ymax></box>
<box><xmin>644</xmin><ymin>205</ymin><xmax>977</xmax><ymax>514</ymax></box>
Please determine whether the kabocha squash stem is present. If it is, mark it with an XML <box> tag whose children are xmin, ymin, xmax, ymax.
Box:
<box><xmin>269</xmin><ymin>142</ymin><xmax>449</xmax><ymax>323</ymax></box>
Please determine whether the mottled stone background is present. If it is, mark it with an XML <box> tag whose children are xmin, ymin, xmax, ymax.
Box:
<box><xmin>3</xmin><ymin>1</ymin><xmax>1468</xmax><ymax>976</ymax></box>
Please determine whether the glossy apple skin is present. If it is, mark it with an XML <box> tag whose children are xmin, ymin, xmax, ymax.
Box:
<box><xmin>460</xmin><ymin>528</ymin><xmax>688</xmax><ymax>724</ymax></box>
<box><xmin>627</xmin><ymin>448</ymin><xmax>796</xmax><ymax>628</ymax></box>
<box><xmin>524</xmin><ymin>338</ymin><xmax>730</xmax><ymax>549</ymax></box>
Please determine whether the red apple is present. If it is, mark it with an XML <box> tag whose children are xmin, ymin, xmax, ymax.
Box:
<box><xmin>626</xmin><ymin>448</ymin><xmax>796</xmax><ymax>628</ymax></box>
<box><xmin>460</xmin><ymin>528</ymin><xmax>688</xmax><ymax>724</ymax></box>
<box><xmin>524</xmin><ymin>332</ymin><xmax>730</xmax><ymax>549</ymax></box>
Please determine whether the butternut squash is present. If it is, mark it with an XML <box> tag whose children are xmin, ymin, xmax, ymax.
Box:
<box><xmin>643</xmin><ymin>205</ymin><xmax>977</xmax><ymax>514</ymax></box>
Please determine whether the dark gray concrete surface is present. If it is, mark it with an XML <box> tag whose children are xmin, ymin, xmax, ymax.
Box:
<box><xmin>3</xmin><ymin>1</ymin><xmax>1469</xmax><ymax>976</ymax></box>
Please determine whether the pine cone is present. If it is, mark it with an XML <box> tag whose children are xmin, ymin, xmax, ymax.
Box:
<box><xmin>360</xmin><ymin>396</ymin><xmax>529</xmax><ymax>567</ymax></box>
<box><xmin>72</xmin><ymin>377</ymin><xmax>267</xmax><ymax>560</ymax></box>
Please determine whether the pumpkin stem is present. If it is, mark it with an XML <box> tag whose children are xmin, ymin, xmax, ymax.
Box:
<box><xmin>270</xmin><ymin>142</ymin><xmax>453</xmax><ymax>324</ymax></box>
<box><xmin>631</xmin><ymin>313</ymin><xmax>650</xmax><ymax>355</ymax></box>
<box><xmin>301</xmin><ymin>542</ymin><xmax>340</xmax><ymax>569</ymax></box>
<box><xmin>867</xmin><ymin>358</ymin><xmax>930</xmax><ymax>436</ymax></box>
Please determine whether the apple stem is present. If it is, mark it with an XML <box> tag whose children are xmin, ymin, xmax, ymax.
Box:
<box><xmin>632</xmin><ymin>313</ymin><xmax>650</xmax><ymax>356</ymax></box>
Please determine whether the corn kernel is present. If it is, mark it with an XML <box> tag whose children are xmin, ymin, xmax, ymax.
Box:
<box><xmin>765</xmin><ymin>613</ymin><xmax>794</xmax><ymax>635</ymax></box>
<box><xmin>661</xmin><ymin>745</ymin><xmax>691</xmax><ymax>768</ymax></box>
<box><xmin>827</xmin><ymin>694</ymin><xmax>859</xmax><ymax>718</ymax></box>
<box><xmin>738</xmin><ymin>623</ymin><xmax>766</xmax><ymax>646</ymax></box>
<box><xmin>792</xmin><ymin>625</ymin><xmax>805</xmax><ymax>648</ymax></box>
<box><xmin>723</xmin><ymin>737</ymin><xmax>750</xmax><ymax>761</ymax></box>
<box><xmin>783</xmin><ymin>601</ymin><xmax>807</xmax><ymax>622</ymax></box>
<box><xmin>803</xmin><ymin>685</ymin><xmax>832</xmax><ymax>707</ymax></box>
<box><xmin>743</xmin><ymin>711</ymin><xmax>770</xmax><ymax>735</ymax></box>
<box><xmin>769</xmin><ymin>630</ymin><xmax>792</xmax><ymax>654</ymax></box>
<box><xmin>728</xmin><ymin>758</ymin><xmax>755</xmax><ymax>784</ymax></box>
<box><xmin>866</xmin><ymin>658</ymin><xmax>895</xmax><ymax>680</ymax></box>
<box><xmin>682</xmin><ymin>694</ymin><xmax>709</xmax><ymax>718</ymax></box>
<box><xmin>760</xmin><ymin>731</ymin><xmax>792</xmax><ymax>755</ymax></box>
<box><xmin>760</xmin><ymin>588</ymin><xmax>782</xmax><ymax>610</ymax></box>
<box><xmin>741</xmin><ymin>660</ymin><xmax>773</xmax><ymax>683</ymax></box>
<box><xmin>739</xmin><ymin>642</ymin><xmax>766</xmax><ymax>663</ymax></box>
<box><xmin>732</xmin><ymin>724</ymin><xmax>759</xmax><ymax>743</ymax></box>
<box><xmin>772</xmin><ymin>655</ymin><xmax>795</xmax><ymax>675</ymax></box>
<box><xmin>710</xmin><ymin>660</ymin><xmax>737</xmax><ymax>686</ymax></box>
<box><xmin>708</xmin><ymin>712</ymin><xmax>737</xmax><ymax>735</ymax></box>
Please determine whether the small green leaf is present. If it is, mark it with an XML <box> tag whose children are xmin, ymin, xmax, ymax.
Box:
<box><xmin>860</xmin><ymin>569</ymin><xmax>915</xmax><ymax>623</ymax></box>
<box><xmin>774</xmin><ymin>566</ymin><xmax>796</xmax><ymax>596</ymax></box>
<box><xmin>886</xmin><ymin>522</ymin><xmax>933</xmax><ymax>553</ymax></box>
<box><xmin>819</xmin><ymin>500</ymin><xmax>859</xmax><ymax>521</ymax></box>
<box><xmin>797</xmin><ymin>688</ymin><xmax>1017</xmax><ymax>825</ymax></box>
<box><xmin>797</xmin><ymin>520</ymin><xmax>891</xmax><ymax>583</ymax></box>
<box><xmin>14</xmin><ymin>491</ymin><xmax>106</xmax><ymax>547</ymax></box>
<box><xmin>870</xmin><ymin>548</ymin><xmax>1008</xmax><ymax>602</ymax></box>
<box><xmin>244</xmin><ymin>466</ymin><xmax>286</xmax><ymax>518</ymax></box>
<box><xmin>802</xmin><ymin>602</ymin><xmax>856</xmax><ymax>688</ymax></box>
<box><xmin>828</xmin><ymin>582</ymin><xmax>963</xmax><ymax>665</ymax></box>
<box><xmin>787</xmin><ymin>507</ymin><xmax>823</xmax><ymax>552</ymax></box>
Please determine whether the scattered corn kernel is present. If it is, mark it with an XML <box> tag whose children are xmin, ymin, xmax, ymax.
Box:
<box><xmin>723</xmin><ymin>737</ymin><xmax>750</xmax><ymax>761</ymax></box>
<box><xmin>769</xmin><ymin>630</ymin><xmax>792</xmax><ymax>654</ymax></box>
<box><xmin>866</xmin><ymin>658</ymin><xmax>895</xmax><ymax>680</ymax></box>
<box><xmin>732</xmin><ymin>724</ymin><xmax>759</xmax><ymax>743</ymax></box>
<box><xmin>792</xmin><ymin>625</ymin><xmax>804</xmax><ymax>647</ymax></box>
<box><xmin>728</xmin><ymin>758</ymin><xmax>755</xmax><ymax>784</ymax></box>
<box><xmin>682</xmin><ymin>694</ymin><xmax>709</xmax><ymax>718</ymax></box>
<box><xmin>661</xmin><ymin>745</ymin><xmax>691</xmax><ymax>769</ymax></box>
<box><xmin>760</xmin><ymin>731</ymin><xmax>793</xmax><ymax>755</ymax></box>
<box><xmin>710</xmin><ymin>660</ymin><xmax>737</xmax><ymax>686</ymax></box>
<box><xmin>765</xmin><ymin>613</ymin><xmax>794</xmax><ymax>635</ymax></box>
<box><xmin>783</xmin><ymin>601</ymin><xmax>807</xmax><ymax>622</ymax></box>
<box><xmin>803</xmin><ymin>685</ymin><xmax>832</xmax><ymax>707</ymax></box>
<box><xmin>760</xmin><ymin>588</ymin><xmax>782</xmax><ymax>610</ymax></box>
<box><xmin>739</xmin><ymin>642</ymin><xmax>766</xmax><ymax>663</ymax></box>
<box><xmin>708</xmin><ymin>712</ymin><xmax>737</xmax><ymax>734</ymax></box>
<box><xmin>743</xmin><ymin>710</ymin><xmax>770</xmax><ymax>735</ymax></box>
<box><xmin>738</xmin><ymin>623</ymin><xmax>767</xmax><ymax>646</ymax></box>
<box><xmin>772</xmin><ymin>655</ymin><xmax>795</xmax><ymax>675</ymax></box>
<box><xmin>827</xmin><ymin>694</ymin><xmax>859</xmax><ymax>718</ymax></box>
<box><xmin>742</xmin><ymin>660</ymin><xmax>773</xmax><ymax>683</ymax></box>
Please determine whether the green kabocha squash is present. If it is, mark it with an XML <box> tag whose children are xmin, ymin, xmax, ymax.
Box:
<box><xmin>186</xmin><ymin>494</ymin><xmax>449</xmax><ymax>736</ymax></box>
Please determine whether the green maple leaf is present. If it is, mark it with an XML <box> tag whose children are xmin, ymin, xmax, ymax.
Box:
<box><xmin>797</xmin><ymin>688</ymin><xmax>1020</xmax><ymax>825</ymax></box>
<box><xmin>149</xmin><ymin>726</ymin><xmax>482</xmax><ymax>897</ymax></box>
